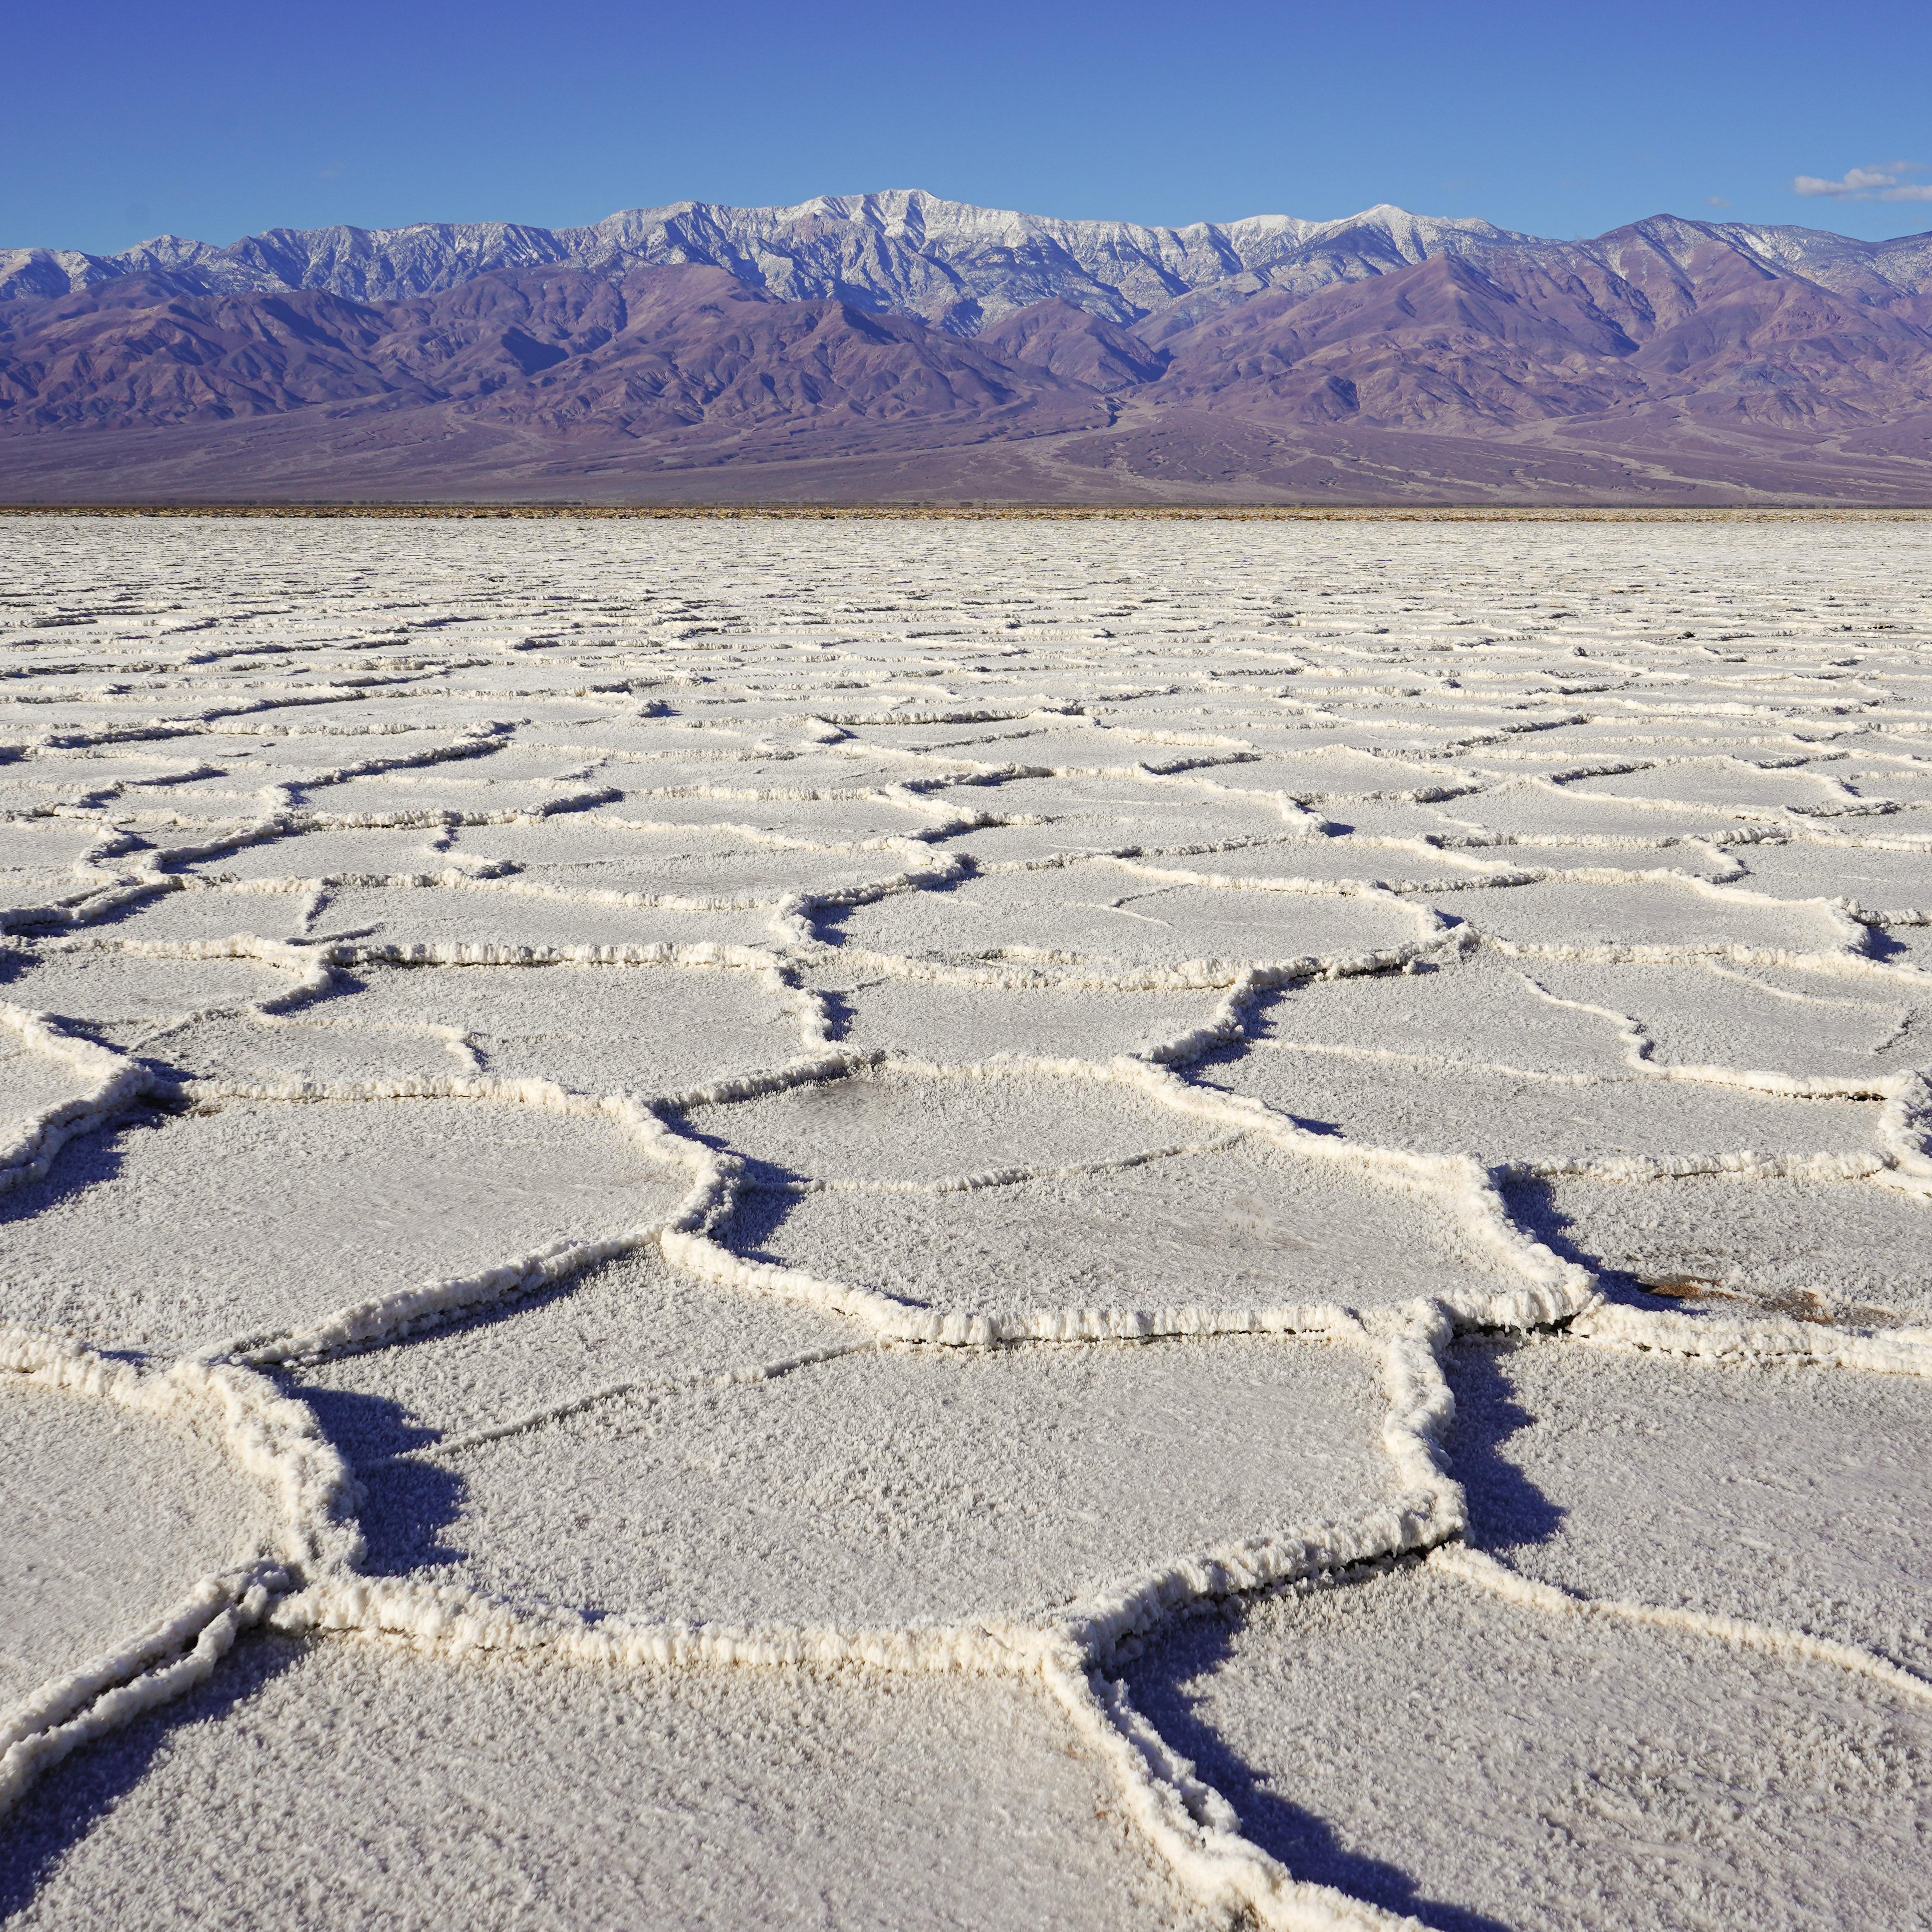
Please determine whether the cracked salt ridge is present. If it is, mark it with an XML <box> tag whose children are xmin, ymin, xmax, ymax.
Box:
<box><xmin>0</xmin><ymin>1329</ymin><xmax>356</xmax><ymax>1820</ymax></box>
<box><xmin>4</xmin><ymin>521</ymin><xmax>1932</xmax><ymax>1930</ymax></box>
<box><xmin>1509</xmin><ymin>1167</ymin><xmax>1932</xmax><ymax>1326</ymax></box>
<box><xmin>671</xmin><ymin>1056</ymin><xmax>1588</xmax><ymax>1338</ymax></box>
<box><xmin>828</xmin><ymin>860</ymin><xmax>1445</xmax><ymax>971</ymax></box>
<box><xmin>0</xmin><ymin>1009</ymin><xmax>148</xmax><ymax>1194</ymax></box>
<box><xmin>382</xmin><ymin>1332</ymin><xmax>1401</xmax><ymax>1630</ymax></box>
<box><xmin>152</xmin><ymin>955</ymin><xmax>817</xmax><ymax>1095</ymax></box>
<box><xmin>1447</xmin><ymin>1331</ymin><xmax>1932</xmax><ymax>1675</ymax></box>
<box><xmin>1124</xmin><ymin>1553</ymin><xmax>1932</xmax><ymax>1932</ymax></box>
<box><xmin>3</xmin><ymin>1638</ymin><xmax>1213</xmax><ymax>1932</ymax></box>
<box><xmin>0</xmin><ymin>1369</ymin><xmax>282</xmax><ymax>1710</ymax></box>
<box><xmin>0</xmin><ymin>1088</ymin><xmax>693</xmax><ymax>1356</ymax></box>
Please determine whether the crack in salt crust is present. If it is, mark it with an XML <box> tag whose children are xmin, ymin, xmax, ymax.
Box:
<box><xmin>2</xmin><ymin>516</ymin><xmax>1932</xmax><ymax>1930</ymax></box>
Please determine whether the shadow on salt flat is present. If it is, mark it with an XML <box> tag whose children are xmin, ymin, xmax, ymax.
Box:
<box><xmin>0</xmin><ymin>1098</ymin><xmax>687</xmax><ymax>1353</ymax></box>
<box><xmin>1446</xmin><ymin>1333</ymin><xmax>1932</xmax><ymax>1673</ymax></box>
<box><xmin>1504</xmin><ymin>1171</ymin><xmax>1932</xmax><ymax>1327</ymax></box>
<box><xmin>1127</xmin><ymin>1558</ymin><xmax>1932</xmax><ymax>1932</ymax></box>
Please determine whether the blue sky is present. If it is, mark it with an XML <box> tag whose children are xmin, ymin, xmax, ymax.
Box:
<box><xmin>6</xmin><ymin>0</ymin><xmax>1929</xmax><ymax>254</ymax></box>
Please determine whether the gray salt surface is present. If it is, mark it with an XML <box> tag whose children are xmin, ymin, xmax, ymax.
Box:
<box><xmin>0</xmin><ymin>947</ymin><xmax>293</xmax><ymax>1031</ymax></box>
<box><xmin>835</xmin><ymin>866</ymin><xmax>1431</xmax><ymax>966</ymax></box>
<box><xmin>148</xmin><ymin>1010</ymin><xmax>475</xmax><ymax>1086</ymax></box>
<box><xmin>186</xmin><ymin>827</ymin><xmax>456</xmax><ymax>881</ymax></box>
<box><xmin>1128</xmin><ymin>1560</ymin><xmax>1932</xmax><ymax>1932</ymax></box>
<box><xmin>1524</xmin><ymin>959</ymin><xmax>1926</xmax><ymax>1081</ymax></box>
<box><xmin>308</xmin><ymin>883</ymin><xmax>786</xmax><ymax>953</ymax></box>
<box><xmin>291</xmin><ymin>958</ymin><xmax>803</xmax><ymax>1095</ymax></box>
<box><xmin>1257</xmin><ymin>955</ymin><xmax>1634</xmax><ymax>1072</ymax></box>
<box><xmin>4</xmin><ymin>1637</ymin><xmax>1208</xmax><ymax>1932</ymax></box>
<box><xmin>295</xmin><ymin>1246</ymin><xmax>854</xmax><ymax>1457</ymax></box>
<box><xmin>77</xmin><ymin>888</ymin><xmax>317</xmax><ymax>945</ymax></box>
<box><xmin>1729</xmin><ymin>839</ymin><xmax>1932</xmax><ymax>908</ymax></box>
<box><xmin>1520</xmin><ymin>1171</ymin><xmax>1932</xmax><ymax>1323</ymax></box>
<box><xmin>1448</xmin><ymin>1333</ymin><xmax>1932</xmax><ymax>1671</ymax></box>
<box><xmin>0</xmin><ymin>1039</ymin><xmax>91</xmax><ymax>1148</ymax></box>
<box><xmin>1209</xmin><ymin>1047</ymin><xmax>1881</xmax><ymax>1161</ymax></box>
<box><xmin>1453</xmin><ymin>875</ymin><xmax>1856</xmax><ymax>953</ymax></box>
<box><xmin>0</xmin><ymin>1097</ymin><xmax>687</xmax><ymax>1350</ymax></box>
<box><xmin>6</xmin><ymin>519</ymin><xmax>1932</xmax><ymax>1929</ymax></box>
<box><xmin>809</xmin><ymin>972</ymin><xmax>1226</xmax><ymax>1061</ymax></box>
<box><xmin>688</xmin><ymin>1064</ymin><xmax>1203</xmax><ymax>1185</ymax></box>
<box><xmin>0</xmin><ymin>1381</ymin><xmax>279</xmax><ymax>1705</ymax></box>
<box><xmin>403</xmin><ymin>1335</ymin><xmax>1393</xmax><ymax>1625</ymax></box>
<box><xmin>738</xmin><ymin>1142</ymin><xmax>1511</xmax><ymax>1316</ymax></box>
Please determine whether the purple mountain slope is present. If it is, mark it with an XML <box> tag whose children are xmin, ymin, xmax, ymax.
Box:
<box><xmin>3</xmin><ymin>193</ymin><xmax>1931</xmax><ymax>503</ymax></box>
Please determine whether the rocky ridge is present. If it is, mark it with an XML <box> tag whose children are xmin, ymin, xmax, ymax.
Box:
<box><xmin>3</xmin><ymin>192</ymin><xmax>1932</xmax><ymax>502</ymax></box>
<box><xmin>9</xmin><ymin>190</ymin><xmax>1932</xmax><ymax>333</ymax></box>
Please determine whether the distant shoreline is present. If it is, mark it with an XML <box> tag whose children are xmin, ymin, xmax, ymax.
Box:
<box><xmin>5</xmin><ymin>504</ymin><xmax>1931</xmax><ymax>522</ymax></box>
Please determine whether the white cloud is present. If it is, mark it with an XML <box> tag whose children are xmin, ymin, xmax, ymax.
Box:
<box><xmin>1704</xmin><ymin>196</ymin><xmax>1731</xmax><ymax>209</ymax></box>
<box><xmin>1793</xmin><ymin>162</ymin><xmax>1932</xmax><ymax>202</ymax></box>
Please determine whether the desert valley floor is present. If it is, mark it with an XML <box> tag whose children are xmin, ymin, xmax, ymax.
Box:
<box><xmin>1</xmin><ymin>512</ymin><xmax>1930</xmax><ymax>1931</ymax></box>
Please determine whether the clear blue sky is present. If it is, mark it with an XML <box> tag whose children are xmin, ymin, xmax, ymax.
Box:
<box><xmin>7</xmin><ymin>0</ymin><xmax>1930</xmax><ymax>254</ymax></box>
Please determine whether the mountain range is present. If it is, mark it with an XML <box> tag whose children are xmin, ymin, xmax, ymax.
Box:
<box><xmin>4</xmin><ymin>189</ymin><xmax>1932</xmax><ymax>504</ymax></box>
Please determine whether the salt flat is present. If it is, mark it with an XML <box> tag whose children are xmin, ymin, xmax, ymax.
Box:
<box><xmin>2</xmin><ymin>512</ymin><xmax>1930</xmax><ymax>1931</ymax></box>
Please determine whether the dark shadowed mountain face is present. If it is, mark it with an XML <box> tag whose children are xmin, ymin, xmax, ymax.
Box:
<box><xmin>3</xmin><ymin>193</ymin><xmax>1932</xmax><ymax>503</ymax></box>
<box><xmin>0</xmin><ymin>267</ymin><xmax>1107</xmax><ymax>439</ymax></box>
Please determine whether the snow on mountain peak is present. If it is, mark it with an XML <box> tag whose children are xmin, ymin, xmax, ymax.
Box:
<box><xmin>2</xmin><ymin>190</ymin><xmax>1928</xmax><ymax>323</ymax></box>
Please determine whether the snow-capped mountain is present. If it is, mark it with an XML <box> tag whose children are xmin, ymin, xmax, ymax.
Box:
<box><xmin>13</xmin><ymin>189</ymin><xmax>1926</xmax><ymax>333</ymax></box>
<box><xmin>5</xmin><ymin>192</ymin><xmax>1932</xmax><ymax>505</ymax></box>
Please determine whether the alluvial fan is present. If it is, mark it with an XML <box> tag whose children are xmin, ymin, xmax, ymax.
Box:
<box><xmin>2</xmin><ymin>512</ymin><xmax>1930</xmax><ymax>1932</ymax></box>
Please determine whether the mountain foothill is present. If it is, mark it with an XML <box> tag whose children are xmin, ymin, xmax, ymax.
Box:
<box><xmin>3</xmin><ymin>189</ymin><xmax>1930</xmax><ymax>502</ymax></box>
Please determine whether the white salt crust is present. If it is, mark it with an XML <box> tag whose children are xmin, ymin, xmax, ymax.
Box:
<box><xmin>4</xmin><ymin>1638</ymin><xmax>1212</xmax><ymax>1932</ymax></box>
<box><xmin>1124</xmin><ymin>1555</ymin><xmax>1932</xmax><ymax>1932</ymax></box>
<box><xmin>1</xmin><ymin>517</ymin><xmax>1931</xmax><ymax>1931</ymax></box>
